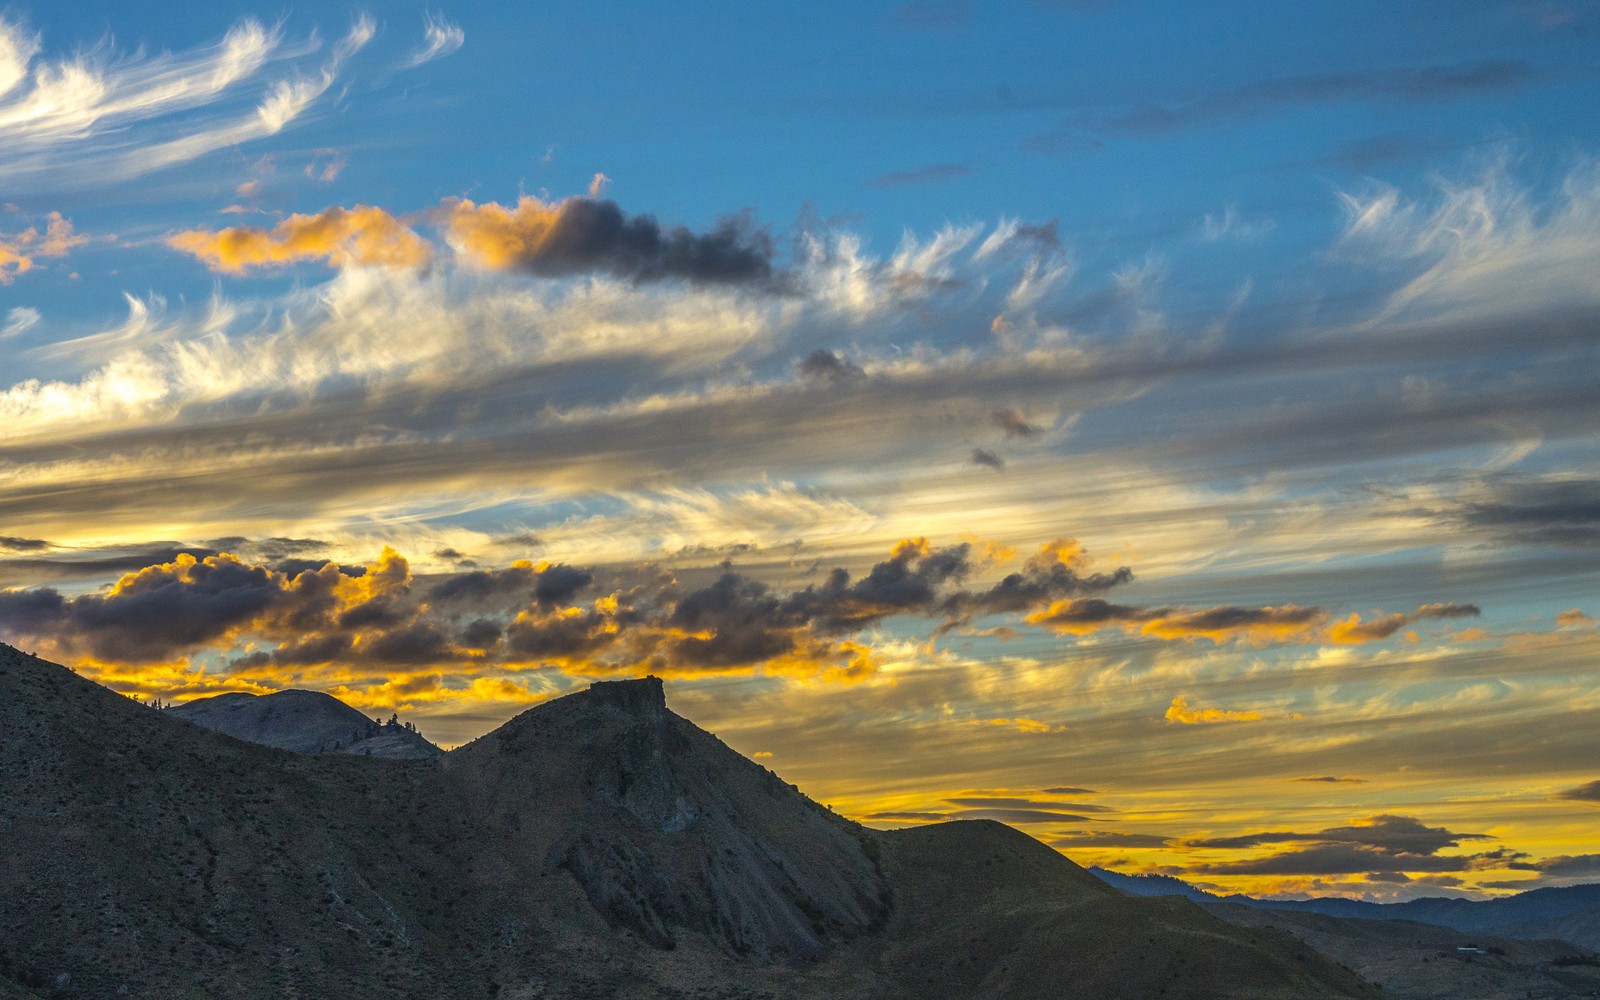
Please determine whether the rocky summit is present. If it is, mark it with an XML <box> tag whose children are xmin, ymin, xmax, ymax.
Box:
<box><xmin>0</xmin><ymin>642</ymin><xmax>1380</xmax><ymax>999</ymax></box>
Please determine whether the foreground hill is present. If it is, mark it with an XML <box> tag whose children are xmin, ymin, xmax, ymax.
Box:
<box><xmin>168</xmin><ymin>689</ymin><xmax>442</xmax><ymax>759</ymax></box>
<box><xmin>0</xmin><ymin>643</ymin><xmax>1378</xmax><ymax>999</ymax></box>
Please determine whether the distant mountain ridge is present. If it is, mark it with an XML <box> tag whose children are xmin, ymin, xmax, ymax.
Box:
<box><xmin>168</xmin><ymin>688</ymin><xmax>441</xmax><ymax>759</ymax></box>
<box><xmin>0</xmin><ymin>641</ymin><xmax>1379</xmax><ymax>999</ymax></box>
<box><xmin>1091</xmin><ymin>866</ymin><xmax>1600</xmax><ymax>950</ymax></box>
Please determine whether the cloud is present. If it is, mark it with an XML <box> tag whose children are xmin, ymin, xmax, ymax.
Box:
<box><xmin>0</xmin><ymin>536</ymin><xmax>50</xmax><ymax>552</ymax></box>
<box><xmin>1325</xmin><ymin>602</ymin><xmax>1480</xmax><ymax>644</ymax></box>
<box><xmin>427</xmin><ymin>561</ymin><xmax>593</xmax><ymax>608</ymax></box>
<box><xmin>1292</xmin><ymin>775</ymin><xmax>1366</xmax><ymax>784</ymax></box>
<box><xmin>1183</xmin><ymin>814</ymin><xmax>1507</xmax><ymax>877</ymax></box>
<box><xmin>0</xmin><ymin>537</ymin><xmax>1134</xmax><ymax>689</ymax></box>
<box><xmin>1436</xmin><ymin>476</ymin><xmax>1600</xmax><ymax>548</ymax></box>
<box><xmin>1028</xmin><ymin>598</ymin><xmax>1477</xmax><ymax>647</ymax></box>
<box><xmin>991</xmin><ymin>407</ymin><xmax>1042</xmax><ymax>437</ymax></box>
<box><xmin>1508</xmin><ymin>854</ymin><xmax>1600</xmax><ymax>876</ymax></box>
<box><xmin>0</xmin><ymin>212</ymin><xmax>85</xmax><ymax>282</ymax></box>
<box><xmin>871</xmin><ymin>163</ymin><xmax>975</xmax><ymax>187</ymax></box>
<box><xmin>168</xmin><ymin>205</ymin><xmax>432</xmax><ymax>272</ymax></box>
<box><xmin>2</xmin><ymin>306</ymin><xmax>40</xmax><ymax>338</ymax></box>
<box><xmin>405</xmin><ymin>14</ymin><xmax>465</xmax><ymax>67</ymax></box>
<box><xmin>1338</xmin><ymin>159</ymin><xmax>1600</xmax><ymax>322</ymax></box>
<box><xmin>1164</xmin><ymin>695</ymin><xmax>1262</xmax><ymax>725</ymax></box>
<box><xmin>1049</xmin><ymin>830</ymin><xmax>1172</xmax><ymax>849</ymax></box>
<box><xmin>970</xmin><ymin>448</ymin><xmax>1004</xmax><ymax>469</ymax></box>
<box><xmin>0</xmin><ymin>15</ymin><xmax>375</xmax><ymax>189</ymax></box>
<box><xmin>797</xmin><ymin>348</ymin><xmax>865</xmax><ymax>383</ymax></box>
<box><xmin>444</xmin><ymin>194</ymin><xmax>775</xmax><ymax>285</ymax></box>
<box><xmin>1557</xmin><ymin>780</ymin><xmax>1600</xmax><ymax>803</ymax></box>
<box><xmin>1556</xmin><ymin>608</ymin><xmax>1593</xmax><ymax>628</ymax></box>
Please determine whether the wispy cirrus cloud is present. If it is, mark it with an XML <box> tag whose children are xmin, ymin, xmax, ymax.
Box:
<box><xmin>405</xmin><ymin>14</ymin><xmax>465</xmax><ymax>68</ymax></box>
<box><xmin>0</xmin><ymin>14</ymin><xmax>375</xmax><ymax>191</ymax></box>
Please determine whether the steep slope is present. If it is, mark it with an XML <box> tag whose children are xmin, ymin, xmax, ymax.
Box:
<box><xmin>0</xmin><ymin>642</ymin><xmax>1377</xmax><ymax>999</ymax></box>
<box><xmin>434</xmin><ymin>676</ymin><xmax>886</xmax><ymax>962</ymax></box>
<box><xmin>168</xmin><ymin>689</ymin><xmax>442</xmax><ymax>759</ymax></box>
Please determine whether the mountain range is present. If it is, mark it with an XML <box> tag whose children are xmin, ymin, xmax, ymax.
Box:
<box><xmin>1092</xmin><ymin>867</ymin><xmax>1600</xmax><ymax>951</ymax></box>
<box><xmin>0</xmin><ymin>641</ymin><xmax>1380</xmax><ymax>999</ymax></box>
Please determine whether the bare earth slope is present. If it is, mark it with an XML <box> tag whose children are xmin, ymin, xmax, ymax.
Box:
<box><xmin>168</xmin><ymin>689</ymin><xmax>442</xmax><ymax>759</ymax></box>
<box><xmin>0</xmin><ymin>643</ymin><xmax>1377</xmax><ymax>999</ymax></box>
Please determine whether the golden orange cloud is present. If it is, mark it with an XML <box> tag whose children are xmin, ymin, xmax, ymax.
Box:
<box><xmin>167</xmin><ymin>205</ymin><xmax>432</xmax><ymax>272</ymax></box>
<box><xmin>0</xmin><ymin>212</ymin><xmax>86</xmax><ymax>283</ymax></box>
<box><xmin>1165</xmin><ymin>695</ymin><xmax>1263</xmax><ymax>725</ymax></box>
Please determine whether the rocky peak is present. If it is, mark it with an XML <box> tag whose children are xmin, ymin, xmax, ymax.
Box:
<box><xmin>584</xmin><ymin>675</ymin><xmax>666</xmax><ymax>719</ymax></box>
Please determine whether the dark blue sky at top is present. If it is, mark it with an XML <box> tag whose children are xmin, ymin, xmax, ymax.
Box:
<box><xmin>14</xmin><ymin>0</ymin><xmax>1599</xmax><ymax>340</ymax></box>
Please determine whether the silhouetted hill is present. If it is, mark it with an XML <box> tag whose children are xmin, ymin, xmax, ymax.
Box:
<box><xmin>0</xmin><ymin>642</ymin><xmax>1379</xmax><ymax>999</ymax></box>
<box><xmin>169</xmin><ymin>689</ymin><xmax>441</xmax><ymax>759</ymax></box>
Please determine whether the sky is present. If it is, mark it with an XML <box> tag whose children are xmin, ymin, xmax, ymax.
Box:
<box><xmin>1</xmin><ymin>0</ymin><xmax>1598</xmax><ymax>903</ymax></box>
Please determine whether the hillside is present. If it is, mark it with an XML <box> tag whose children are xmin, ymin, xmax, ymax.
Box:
<box><xmin>1206</xmin><ymin>903</ymin><xmax>1600</xmax><ymax>1000</ymax></box>
<box><xmin>168</xmin><ymin>689</ymin><xmax>441</xmax><ymax>759</ymax></box>
<box><xmin>0</xmin><ymin>642</ymin><xmax>1378</xmax><ymax>999</ymax></box>
<box><xmin>1094</xmin><ymin>867</ymin><xmax>1600</xmax><ymax>951</ymax></box>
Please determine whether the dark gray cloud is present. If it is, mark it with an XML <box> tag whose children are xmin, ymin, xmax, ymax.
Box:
<box><xmin>797</xmin><ymin>349</ymin><xmax>865</xmax><ymax>383</ymax></box>
<box><xmin>1508</xmin><ymin>854</ymin><xmax>1600</xmax><ymax>876</ymax></box>
<box><xmin>0</xmin><ymin>552</ymin><xmax>278</xmax><ymax>662</ymax></box>
<box><xmin>1442</xmin><ymin>477</ymin><xmax>1600</xmax><ymax>547</ymax></box>
<box><xmin>970</xmin><ymin>447</ymin><xmax>1005</xmax><ymax>469</ymax></box>
<box><xmin>460</xmin><ymin>617</ymin><xmax>503</xmax><ymax>650</ymax></box>
<box><xmin>871</xmin><ymin>163</ymin><xmax>975</xmax><ymax>187</ymax></box>
<box><xmin>1190</xmin><ymin>844</ymin><xmax>1519</xmax><ymax>877</ymax></box>
<box><xmin>1041</xmin><ymin>786</ymin><xmax>1097</xmax><ymax>796</ymax></box>
<box><xmin>0</xmin><ymin>536</ymin><xmax>50</xmax><ymax>552</ymax></box>
<box><xmin>1100</xmin><ymin>60</ymin><xmax>1539</xmax><ymax>135</ymax></box>
<box><xmin>456</xmin><ymin>197</ymin><xmax>775</xmax><ymax>286</ymax></box>
<box><xmin>1557</xmin><ymin>779</ymin><xmax>1600</xmax><ymax>803</ymax></box>
<box><xmin>427</xmin><ymin>562</ymin><xmax>592</xmax><ymax>607</ymax></box>
<box><xmin>1293</xmin><ymin>775</ymin><xmax>1367</xmax><ymax>784</ymax></box>
<box><xmin>1184</xmin><ymin>815</ymin><xmax>1490</xmax><ymax>854</ymax></box>
<box><xmin>1182</xmin><ymin>814</ymin><xmax>1514</xmax><ymax>877</ymax></box>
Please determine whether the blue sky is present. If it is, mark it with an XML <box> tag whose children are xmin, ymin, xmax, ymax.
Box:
<box><xmin>2</xmin><ymin>1</ymin><xmax>1598</xmax><ymax>900</ymax></box>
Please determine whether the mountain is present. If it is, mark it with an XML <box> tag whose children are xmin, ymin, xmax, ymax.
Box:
<box><xmin>1092</xmin><ymin>867</ymin><xmax>1600</xmax><ymax>952</ymax></box>
<box><xmin>168</xmin><ymin>689</ymin><xmax>442</xmax><ymax>759</ymax></box>
<box><xmin>0</xmin><ymin>641</ymin><xmax>1380</xmax><ymax>999</ymax></box>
